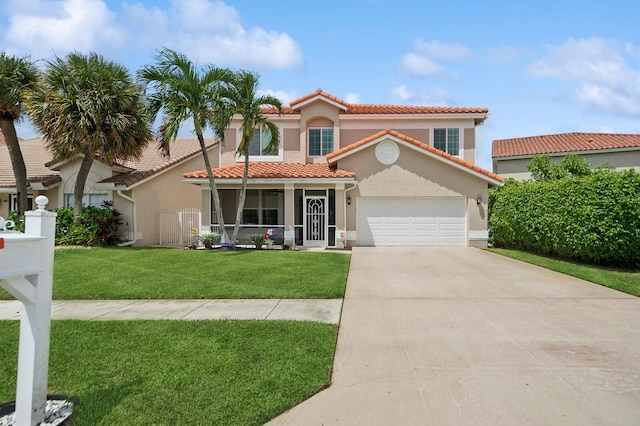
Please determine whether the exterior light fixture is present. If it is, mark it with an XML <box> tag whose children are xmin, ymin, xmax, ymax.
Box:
<box><xmin>476</xmin><ymin>194</ymin><xmax>482</xmax><ymax>205</ymax></box>
<box><xmin>347</xmin><ymin>196</ymin><xmax>352</xmax><ymax>205</ymax></box>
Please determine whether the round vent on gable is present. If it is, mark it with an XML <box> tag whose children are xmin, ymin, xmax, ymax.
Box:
<box><xmin>375</xmin><ymin>140</ymin><xmax>400</xmax><ymax>165</ymax></box>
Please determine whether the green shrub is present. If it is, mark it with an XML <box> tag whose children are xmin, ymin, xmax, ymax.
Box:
<box><xmin>490</xmin><ymin>169</ymin><xmax>640</xmax><ymax>267</ymax></box>
<box><xmin>54</xmin><ymin>201</ymin><xmax>123</xmax><ymax>246</ymax></box>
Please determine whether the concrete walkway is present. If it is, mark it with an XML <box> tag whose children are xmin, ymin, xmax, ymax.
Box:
<box><xmin>268</xmin><ymin>247</ymin><xmax>640</xmax><ymax>426</ymax></box>
<box><xmin>0</xmin><ymin>299</ymin><xmax>343</xmax><ymax>324</ymax></box>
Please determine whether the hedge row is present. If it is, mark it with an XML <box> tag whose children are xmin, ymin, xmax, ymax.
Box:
<box><xmin>489</xmin><ymin>169</ymin><xmax>640</xmax><ymax>267</ymax></box>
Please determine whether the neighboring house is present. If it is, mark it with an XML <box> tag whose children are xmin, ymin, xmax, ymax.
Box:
<box><xmin>492</xmin><ymin>133</ymin><xmax>640</xmax><ymax>180</ymax></box>
<box><xmin>0</xmin><ymin>135</ymin><xmax>217</xmax><ymax>246</ymax></box>
<box><xmin>0</xmin><ymin>135</ymin><xmax>60</xmax><ymax>216</ymax></box>
<box><xmin>183</xmin><ymin>89</ymin><xmax>503</xmax><ymax>248</ymax></box>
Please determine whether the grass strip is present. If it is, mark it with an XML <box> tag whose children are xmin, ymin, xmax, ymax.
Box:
<box><xmin>1</xmin><ymin>247</ymin><xmax>350</xmax><ymax>300</ymax></box>
<box><xmin>489</xmin><ymin>248</ymin><xmax>640</xmax><ymax>296</ymax></box>
<box><xmin>0</xmin><ymin>320</ymin><xmax>337</xmax><ymax>425</ymax></box>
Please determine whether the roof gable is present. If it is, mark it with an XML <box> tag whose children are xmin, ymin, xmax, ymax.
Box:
<box><xmin>262</xmin><ymin>89</ymin><xmax>488</xmax><ymax>121</ymax></box>
<box><xmin>289</xmin><ymin>88</ymin><xmax>350</xmax><ymax>112</ymax></box>
<box><xmin>492</xmin><ymin>133</ymin><xmax>640</xmax><ymax>158</ymax></box>
<box><xmin>327</xmin><ymin>128</ymin><xmax>503</xmax><ymax>184</ymax></box>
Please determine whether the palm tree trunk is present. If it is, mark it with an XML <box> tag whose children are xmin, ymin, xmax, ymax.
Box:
<box><xmin>73</xmin><ymin>149</ymin><xmax>95</xmax><ymax>222</ymax></box>
<box><xmin>196</xmin><ymin>133</ymin><xmax>226</xmax><ymax>243</ymax></box>
<box><xmin>231</xmin><ymin>142</ymin><xmax>250</xmax><ymax>247</ymax></box>
<box><xmin>0</xmin><ymin>119</ymin><xmax>28</xmax><ymax>216</ymax></box>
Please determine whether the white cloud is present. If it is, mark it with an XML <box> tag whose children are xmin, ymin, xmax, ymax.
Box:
<box><xmin>344</xmin><ymin>92</ymin><xmax>361</xmax><ymax>104</ymax></box>
<box><xmin>3</xmin><ymin>0</ymin><xmax>125</xmax><ymax>57</ymax></box>
<box><xmin>413</xmin><ymin>40</ymin><xmax>472</xmax><ymax>61</ymax></box>
<box><xmin>528</xmin><ymin>37</ymin><xmax>640</xmax><ymax>116</ymax></box>
<box><xmin>389</xmin><ymin>85</ymin><xmax>451</xmax><ymax>105</ymax></box>
<box><xmin>257</xmin><ymin>89</ymin><xmax>298</xmax><ymax>105</ymax></box>
<box><xmin>1</xmin><ymin>0</ymin><xmax>304</xmax><ymax>70</ymax></box>
<box><xmin>399</xmin><ymin>39</ymin><xmax>470</xmax><ymax>78</ymax></box>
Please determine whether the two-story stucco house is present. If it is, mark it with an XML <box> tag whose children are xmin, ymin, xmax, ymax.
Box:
<box><xmin>492</xmin><ymin>133</ymin><xmax>640</xmax><ymax>181</ymax></box>
<box><xmin>183</xmin><ymin>89</ymin><xmax>503</xmax><ymax>248</ymax></box>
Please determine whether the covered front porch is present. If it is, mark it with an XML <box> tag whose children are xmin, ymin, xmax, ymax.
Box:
<box><xmin>202</xmin><ymin>184</ymin><xmax>354</xmax><ymax>248</ymax></box>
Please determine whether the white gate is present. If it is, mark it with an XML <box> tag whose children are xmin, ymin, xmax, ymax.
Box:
<box><xmin>159</xmin><ymin>208</ymin><xmax>202</xmax><ymax>247</ymax></box>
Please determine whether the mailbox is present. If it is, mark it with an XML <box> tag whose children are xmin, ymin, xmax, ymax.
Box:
<box><xmin>0</xmin><ymin>232</ymin><xmax>45</xmax><ymax>280</ymax></box>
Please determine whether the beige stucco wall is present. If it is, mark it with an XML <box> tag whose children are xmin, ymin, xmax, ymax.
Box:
<box><xmin>121</xmin><ymin>149</ymin><xmax>216</xmax><ymax>246</ymax></box>
<box><xmin>463</xmin><ymin>128</ymin><xmax>476</xmax><ymax>162</ymax></box>
<box><xmin>337</xmin><ymin>139</ymin><xmax>489</xmax><ymax>246</ymax></box>
<box><xmin>283</xmin><ymin>128</ymin><xmax>304</xmax><ymax>163</ymax></box>
<box><xmin>56</xmin><ymin>158</ymin><xmax>113</xmax><ymax>208</ymax></box>
<box><xmin>494</xmin><ymin>150</ymin><xmax>640</xmax><ymax>181</ymax></box>
<box><xmin>0</xmin><ymin>188</ymin><xmax>58</xmax><ymax>218</ymax></box>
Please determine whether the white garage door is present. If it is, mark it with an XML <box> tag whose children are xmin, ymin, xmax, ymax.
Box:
<box><xmin>357</xmin><ymin>198</ymin><xmax>466</xmax><ymax>246</ymax></box>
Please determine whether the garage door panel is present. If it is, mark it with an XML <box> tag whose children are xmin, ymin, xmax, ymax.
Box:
<box><xmin>357</xmin><ymin>198</ymin><xmax>466</xmax><ymax>246</ymax></box>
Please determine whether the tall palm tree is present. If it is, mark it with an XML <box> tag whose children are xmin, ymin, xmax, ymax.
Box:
<box><xmin>138</xmin><ymin>48</ymin><xmax>233</xmax><ymax>240</ymax></box>
<box><xmin>26</xmin><ymin>52</ymin><xmax>152</xmax><ymax>219</ymax></box>
<box><xmin>0</xmin><ymin>52</ymin><xmax>39</xmax><ymax>216</ymax></box>
<box><xmin>213</xmin><ymin>70</ymin><xmax>282</xmax><ymax>247</ymax></box>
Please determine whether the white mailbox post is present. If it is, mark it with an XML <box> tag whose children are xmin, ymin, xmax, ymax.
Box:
<box><xmin>0</xmin><ymin>196</ymin><xmax>57</xmax><ymax>426</ymax></box>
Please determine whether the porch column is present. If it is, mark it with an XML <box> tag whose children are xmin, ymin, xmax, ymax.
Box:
<box><xmin>335</xmin><ymin>183</ymin><xmax>345</xmax><ymax>248</ymax></box>
<box><xmin>200</xmin><ymin>186</ymin><xmax>211</xmax><ymax>232</ymax></box>
<box><xmin>284</xmin><ymin>183</ymin><xmax>295</xmax><ymax>244</ymax></box>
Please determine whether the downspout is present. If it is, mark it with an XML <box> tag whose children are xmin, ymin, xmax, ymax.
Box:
<box><xmin>343</xmin><ymin>182</ymin><xmax>358</xmax><ymax>248</ymax></box>
<box><xmin>116</xmin><ymin>190</ymin><xmax>137</xmax><ymax>247</ymax></box>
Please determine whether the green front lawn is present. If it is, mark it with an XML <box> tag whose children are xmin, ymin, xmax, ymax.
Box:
<box><xmin>0</xmin><ymin>320</ymin><xmax>337</xmax><ymax>425</ymax></box>
<box><xmin>1</xmin><ymin>247</ymin><xmax>351</xmax><ymax>300</ymax></box>
<box><xmin>489</xmin><ymin>248</ymin><xmax>640</xmax><ymax>297</ymax></box>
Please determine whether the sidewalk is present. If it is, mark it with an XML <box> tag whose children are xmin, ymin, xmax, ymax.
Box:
<box><xmin>0</xmin><ymin>299</ymin><xmax>343</xmax><ymax>324</ymax></box>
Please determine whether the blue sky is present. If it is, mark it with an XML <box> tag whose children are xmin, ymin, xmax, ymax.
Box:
<box><xmin>2</xmin><ymin>0</ymin><xmax>639</xmax><ymax>170</ymax></box>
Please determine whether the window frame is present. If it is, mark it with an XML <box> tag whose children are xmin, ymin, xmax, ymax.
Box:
<box><xmin>433</xmin><ymin>128</ymin><xmax>461</xmax><ymax>156</ymax></box>
<box><xmin>64</xmin><ymin>193</ymin><xmax>109</xmax><ymax>209</ymax></box>
<box><xmin>238</xmin><ymin>126</ymin><xmax>283</xmax><ymax>162</ymax></box>
<box><xmin>242</xmin><ymin>189</ymin><xmax>283</xmax><ymax>226</ymax></box>
<box><xmin>308</xmin><ymin>127</ymin><xmax>334</xmax><ymax>157</ymax></box>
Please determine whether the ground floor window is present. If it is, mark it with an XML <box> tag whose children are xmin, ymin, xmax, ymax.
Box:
<box><xmin>64</xmin><ymin>193</ymin><xmax>109</xmax><ymax>209</ymax></box>
<box><xmin>9</xmin><ymin>194</ymin><xmax>34</xmax><ymax>212</ymax></box>
<box><xmin>242</xmin><ymin>189</ymin><xmax>283</xmax><ymax>226</ymax></box>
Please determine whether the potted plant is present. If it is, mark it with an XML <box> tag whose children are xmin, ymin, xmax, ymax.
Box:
<box><xmin>249</xmin><ymin>234</ymin><xmax>265</xmax><ymax>249</ymax></box>
<box><xmin>199</xmin><ymin>232</ymin><xmax>219</xmax><ymax>250</ymax></box>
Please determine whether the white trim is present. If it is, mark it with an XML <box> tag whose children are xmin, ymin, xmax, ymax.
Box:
<box><xmin>291</xmin><ymin>95</ymin><xmax>349</xmax><ymax>112</ymax></box>
<box><xmin>469</xmin><ymin>230</ymin><xmax>488</xmax><ymax>240</ymax></box>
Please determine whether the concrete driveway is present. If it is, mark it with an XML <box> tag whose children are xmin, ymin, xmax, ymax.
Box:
<box><xmin>268</xmin><ymin>247</ymin><xmax>640</xmax><ymax>425</ymax></box>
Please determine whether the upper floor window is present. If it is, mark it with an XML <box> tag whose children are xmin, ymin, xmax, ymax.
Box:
<box><xmin>248</xmin><ymin>126</ymin><xmax>277</xmax><ymax>156</ymax></box>
<box><xmin>308</xmin><ymin>128</ymin><xmax>334</xmax><ymax>156</ymax></box>
<box><xmin>434</xmin><ymin>128</ymin><xmax>459</xmax><ymax>156</ymax></box>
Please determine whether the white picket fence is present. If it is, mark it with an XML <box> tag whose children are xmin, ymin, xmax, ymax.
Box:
<box><xmin>159</xmin><ymin>208</ymin><xmax>202</xmax><ymax>247</ymax></box>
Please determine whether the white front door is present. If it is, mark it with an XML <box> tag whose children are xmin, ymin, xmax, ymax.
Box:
<box><xmin>304</xmin><ymin>196</ymin><xmax>327</xmax><ymax>247</ymax></box>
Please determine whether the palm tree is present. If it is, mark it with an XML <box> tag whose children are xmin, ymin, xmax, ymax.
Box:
<box><xmin>138</xmin><ymin>48</ymin><xmax>233</xmax><ymax>240</ymax></box>
<box><xmin>0</xmin><ymin>52</ymin><xmax>39</xmax><ymax>216</ymax></box>
<box><xmin>26</xmin><ymin>52</ymin><xmax>152</xmax><ymax>219</ymax></box>
<box><xmin>213</xmin><ymin>70</ymin><xmax>282</xmax><ymax>247</ymax></box>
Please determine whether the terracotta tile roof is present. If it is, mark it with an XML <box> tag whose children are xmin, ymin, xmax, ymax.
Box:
<box><xmin>183</xmin><ymin>162</ymin><xmax>356</xmax><ymax>180</ymax></box>
<box><xmin>492</xmin><ymin>133</ymin><xmax>640</xmax><ymax>158</ymax></box>
<box><xmin>262</xmin><ymin>89</ymin><xmax>488</xmax><ymax>116</ymax></box>
<box><xmin>327</xmin><ymin>128</ymin><xmax>503</xmax><ymax>182</ymax></box>
<box><xmin>0</xmin><ymin>137</ymin><xmax>60</xmax><ymax>188</ymax></box>
<box><xmin>289</xmin><ymin>88</ymin><xmax>351</xmax><ymax>109</ymax></box>
<box><xmin>100</xmin><ymin>138</ymin><xmax>218</xmax><ymax>187</ymax></box>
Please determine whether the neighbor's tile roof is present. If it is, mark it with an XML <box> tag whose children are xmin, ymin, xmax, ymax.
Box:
<box><xmin>0</xmin><ymin>137</ymin><xmax>60</xmax><ymax>188</ymax></box>
<box><xmin>492</xmin><ymin>133</ymin><xmax>640</xmax><ymax>158</ymax></box>
<box><xmin>327</xmin><ymin>128</ymin><xmax>503</xmax><ymax>182</ymax></box>
<box><xmin>261</xmin><ymin>89</ymin><xmax>488</xmax><ymax>115</ymax></box>
<box><xmin>100</xmin><ymin>138</ymin><xmax>218</xmax><ymax>187</ymax></box>
<box><xmin>183</xmin><ymin>162</ymin><xmax>356</xmax><ymax>180</ymax></box>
